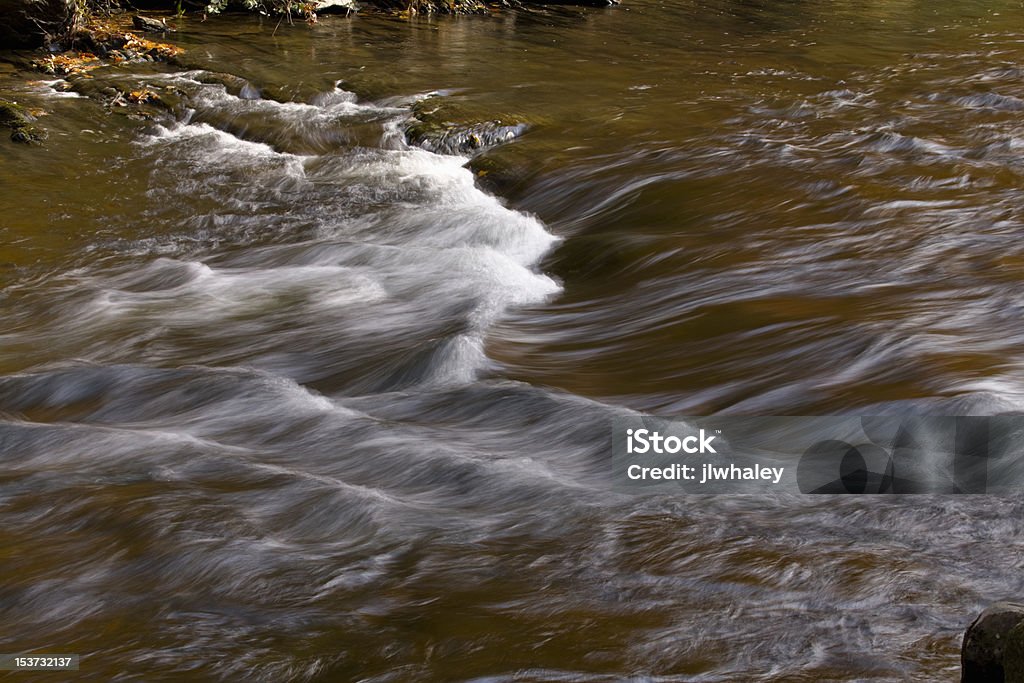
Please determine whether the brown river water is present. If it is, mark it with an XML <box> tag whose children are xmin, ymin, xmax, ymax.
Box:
<box><xmin>3</xmin><ymin>0</ymin><xmax>1024</xmax><ymax>680</ymax></box>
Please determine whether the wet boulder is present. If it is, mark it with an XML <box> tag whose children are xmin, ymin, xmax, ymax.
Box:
<box><xmin>132</xmin><ymin>15</ymin><xmax>172</xmax><ymax>33</ymax></box>
<box><xmin>404</xmin><ymin>95</ymin><xmax>530</xmax><ymax>156</ymax></box>
<box><xmin>408</xmin><ymin>119</ymin><xmax>526</xmax><ymax>155</ymax></box>
<box><xmin>962</xmin><ymin>602</ymin><xmax>1024</xmax><ymax>682</ymax></box>
<box><xmin>0</xmin><ymin>99</ymin><xmax>45</xmax><ymax>144</ymax></box>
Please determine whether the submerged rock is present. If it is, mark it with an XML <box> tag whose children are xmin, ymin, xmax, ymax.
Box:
<box><xmin>464</xmin><ymin>149</ymin><xmax>537</xmax><ymax>197</ymax></box>
<box><xmin>962</xmin><ymin>602</ymin><xmax>1024</xmax><ymax>682</ymax></box>
<box><xmin>194</xmin><ymin>72</ymin><xmax>263</xmax><ymax>100</ymax></box>
<box><xmin>0</xmin><ymin>99</ymin><xmax>45</xmax><ymax>144</ymax></box>
<box><xmin>65</xmin><ymin>74</ymin><xmax>185</xmax><ymax>121</ymax></box>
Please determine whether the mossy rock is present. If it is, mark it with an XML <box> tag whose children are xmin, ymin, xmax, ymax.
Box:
<box><xmin>0</xmin><ymin>99</ymin><xmax>45</xmax><ymax>144</ymax></box>
<box><xmin>0</xmin><ymin>100</ymin><xmax>29</xmax><ymax>128</ymax></box>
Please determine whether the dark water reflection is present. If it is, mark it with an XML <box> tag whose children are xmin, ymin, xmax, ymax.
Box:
<box><xmin>2</xmin><ymin>0</ymin><xmax>1024</xmax><ymax>680</ymax></box>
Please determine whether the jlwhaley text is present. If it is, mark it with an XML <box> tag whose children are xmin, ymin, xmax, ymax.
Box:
<box><xmin>623</xmin><ymin>427</ymin><xmax>784</xmax><ymax>485</ymax></box>
<box><xmin>626</xmin><ymin>462</ymin><xmax>785</xmax><ymax>485</ymax></box>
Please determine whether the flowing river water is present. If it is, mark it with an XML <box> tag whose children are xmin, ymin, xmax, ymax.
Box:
<box><xmin>4</xmin><ymin>0</ymin><xmax>1024</xmax><ymax>680</ymax></box>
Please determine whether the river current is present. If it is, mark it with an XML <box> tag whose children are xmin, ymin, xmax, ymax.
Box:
<box><xmin>3</xmin><ymin>1</ymin><xmax>1024</xmax><ymax>680</ymax></box>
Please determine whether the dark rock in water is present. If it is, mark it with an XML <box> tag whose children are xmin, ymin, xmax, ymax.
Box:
<box><xmin>962</xmin><ymin>602</ymin><xmax>1024</xmax><ymax>682</ymax></box>
<box><xmin>0</xmin><ymin>99</ymin><xmax>44</xmax><ymax>144</ymax></box>
<box><xmin>408</xmin><ymin>120</ymin><xmax>526</xmax><ymax>155</ymax></box>
<box><xmin>132</xmin><ymin>15</ymin><xmax>172</xmax><ymax>33</ymax></box>
<box><xmin>404</xmin><ymin>95</ymin><xmax>529</xmax><ymax>156</ymax></box>
<box><xmin>0</xmin><ymin>101</ymin><xmax>28</xmax><ymax>129</ymax></box>
<box><xmin>10</xmin><ymin>127</ymin><xmax>45</xmax><ymax>144</ymax></box>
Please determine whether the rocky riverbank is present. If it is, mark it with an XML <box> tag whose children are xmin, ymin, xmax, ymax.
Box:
<box><xmin>1</xmin><ymin>0</ymin><xmax>618</xmax><ymax>52</ymax></box>
<box><xmin>3</xmin><ymin>0</ymin><xmax>592</xmax><ymax>159</ymax></box>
